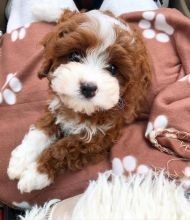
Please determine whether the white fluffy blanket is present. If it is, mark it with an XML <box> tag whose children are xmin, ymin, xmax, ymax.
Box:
<box><xmin>20</xmin><ymin>171</ymin><xmax>190</xmax><ymax>220</ymax></box>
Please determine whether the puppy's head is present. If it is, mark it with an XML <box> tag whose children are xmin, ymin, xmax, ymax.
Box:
<box><xmin>39</xmin><ymin>9</ymin><xmax>151</xmax><ymax>121</ymax></box>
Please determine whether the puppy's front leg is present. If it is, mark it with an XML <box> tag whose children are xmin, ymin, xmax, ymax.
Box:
<box><xmin>17</xmin><ymin>135</ymin><xmax>107</xmax><ymax>193</ymax></box>
<box><xmin>7</xmin><ymin>112</ymin><xmax>56</xmax><ymax>181</ymax></box>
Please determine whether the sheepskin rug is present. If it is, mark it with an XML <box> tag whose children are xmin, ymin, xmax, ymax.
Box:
<box><xmin>20</xmin><ymin>171</ymin><xmax>190</xmax><ymax>220</ymax></box>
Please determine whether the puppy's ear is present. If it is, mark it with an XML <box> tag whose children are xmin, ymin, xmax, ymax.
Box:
<box><xmin>38</xmin><ymin>32</ymin><xmax>54</xmax><ymax>79</ymax></box>
<box><xmin>58</xmin><ymin>9</ymin><xmax>78</xmax><ymax>24</ymax></box>
<box><xmin>40</xmin><ymin>31</ymin><xmax>54</xmax><ymax>48</ymax></box>
<box><xmin>38</xmin><ymin>10</ymin><xmax>79</xmax><ymax>79</ymax></box>
<box><xmin>38</xmin><ymin>58</ymin><xmax>53</xmax><ymax>79</ymax></box>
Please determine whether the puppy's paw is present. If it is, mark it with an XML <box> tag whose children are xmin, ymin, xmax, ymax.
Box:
<box><xmin>18</xmin><ymin>163</ymin><xmax>52</xmax><ymax>193</ymax></box>
<box><xmin>7</xmin><ymin>145</ymin><xmax>30</xmax><ymax>180</ymax></box>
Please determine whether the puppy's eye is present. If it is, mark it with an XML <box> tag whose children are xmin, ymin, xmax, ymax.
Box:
<box><xmin>106</xmin><ymin>64</ymin><xmax>117</xmax><ymax>76</ymax></box>
<box><xmin>69</xmin><ymin>52</ymin><xmax>82</xmax><ymax>62</ymax></box>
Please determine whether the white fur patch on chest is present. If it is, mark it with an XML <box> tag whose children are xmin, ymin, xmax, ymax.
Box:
<box><xmin>55</xmin><ymin>115</ymin><xmax>112</xmax><ymax>143</ymax></box>
<box><xmin>48</xmin><ymin>97</ymin><xmax>112</xmax><ymax>142</ymax></box>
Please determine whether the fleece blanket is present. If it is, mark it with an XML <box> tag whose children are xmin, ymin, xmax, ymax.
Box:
<box><xmin>0</xmin><ymin>8</ymin><xmax>190</xmax><ymax>207</ymax></box>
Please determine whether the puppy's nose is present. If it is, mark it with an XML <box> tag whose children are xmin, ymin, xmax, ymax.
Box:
<box><xmin>80</xmin><ymin>82</ymin><xmax>97</xmax><ymax>98</ymax></box>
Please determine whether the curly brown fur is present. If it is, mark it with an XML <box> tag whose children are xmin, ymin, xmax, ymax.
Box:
<box><xmin>33</xmin><ymin>10</ymin><xmax>151</xmax><ymax>183</ymax></box>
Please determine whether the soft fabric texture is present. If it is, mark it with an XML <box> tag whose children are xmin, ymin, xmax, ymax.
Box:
<box><xmin>1</xmin><ymin>8</ymin><xmax>190</xmax><ymax>206</ymax></box>
<box><xmin>20</xmin><ymin>171</ymin><xmax>190</xmax><ymax>220</ymax></box>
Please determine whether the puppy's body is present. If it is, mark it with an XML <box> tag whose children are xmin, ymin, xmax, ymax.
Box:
<box><xmin>7</xmin><ymin>10</ymin><xmax>151</xmax><ymax>193</ymax></box>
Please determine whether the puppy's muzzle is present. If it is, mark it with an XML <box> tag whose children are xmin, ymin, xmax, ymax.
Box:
<box><xmin>80</xmin><ymin>82</ymin><xmax>97</xmax><ymax>98</ymax></box>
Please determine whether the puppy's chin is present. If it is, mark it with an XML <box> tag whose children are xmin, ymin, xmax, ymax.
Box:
<box><xmin>59</xmin><ymin>94</ymin><xmax>119</xmax><ymax>115</ymax></box>
<box><xmin>59</xmin><ymin>95</ymin><xmax>99</xmax><ymax>115</ymax></box>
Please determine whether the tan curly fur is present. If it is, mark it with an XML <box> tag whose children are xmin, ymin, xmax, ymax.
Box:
<box><xmin>35</xmin><ymin>9</ymin><xmax>151</xmax><ymax>181</ymax></box>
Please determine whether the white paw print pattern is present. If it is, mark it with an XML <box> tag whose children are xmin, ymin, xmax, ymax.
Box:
<box><xmin>112</xmin><ymin>155</ymin><xmax>151</xmax><ymax>175</ymax></box>
<box><xmin>138</xmin><ymin>11</ymin><xmax>174</xmax><ymax>43</ymax></box>
<box><xmin>181</xmin><ymin>166</ymin><xmax>190</xmax><ymax>189</ymax></box>
<box><xmin>12</xmin><ymin>201</ymin><xmax>32</xmax><ymax>209</ymax></box>
<box><xmin>0</xmin><ymin>73</ymin><xmax>22</xmax><ymax>105</ymax></box>
<box><xmin>180</xmin><ymin>176</ymin><xmax>190</xmax><ymax>189</ymax></box>
<box><xmin>145</xmin><ymin>115</ymin><xmax>168</xmax><ymax>138</ymax></box>
<box><xmin>182</xmin><ymin>167</ymin><xmax>190</xmax><ymax>189</ymax></box>
<box><xmin>10</xmin><ymin>23</ymin><xmax>31</xmax><ymax>42</ymax></box>
<box><xmin>145</xmin><ymin>115</ymin><xmax>178</xmax><ymax>155</ymax></box>
<box><xmin>183</xmin><ymin>167</ymin><xmax>190</xmax><ymax>177</ymax></box>
<box><xmin>179</xmin><ymin>74</ymin><xmax>190</xmax><ymax>83</ymax></box>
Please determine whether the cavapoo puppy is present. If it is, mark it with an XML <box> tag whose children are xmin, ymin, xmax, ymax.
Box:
<box><xmin>7</xmin><ymin>9</ymin><xmax>151</xmax><ymax>193</ymax></box>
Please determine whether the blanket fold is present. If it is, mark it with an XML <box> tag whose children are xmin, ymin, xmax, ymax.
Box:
<box><xmin>112</xmin><ymin>8</ymin><xmax>190</xmax><ymax>183</ymax></box>
<box><xmin>144</xmin><ymin>11</ymin><xmax>190</xmax><ymax>163</ymax></box>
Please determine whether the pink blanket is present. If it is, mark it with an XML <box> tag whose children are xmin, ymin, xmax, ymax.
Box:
<box><xmin>0</xmin><ymin>8</ymin><xmax>190</xmax><ymax>207</ymax></box>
